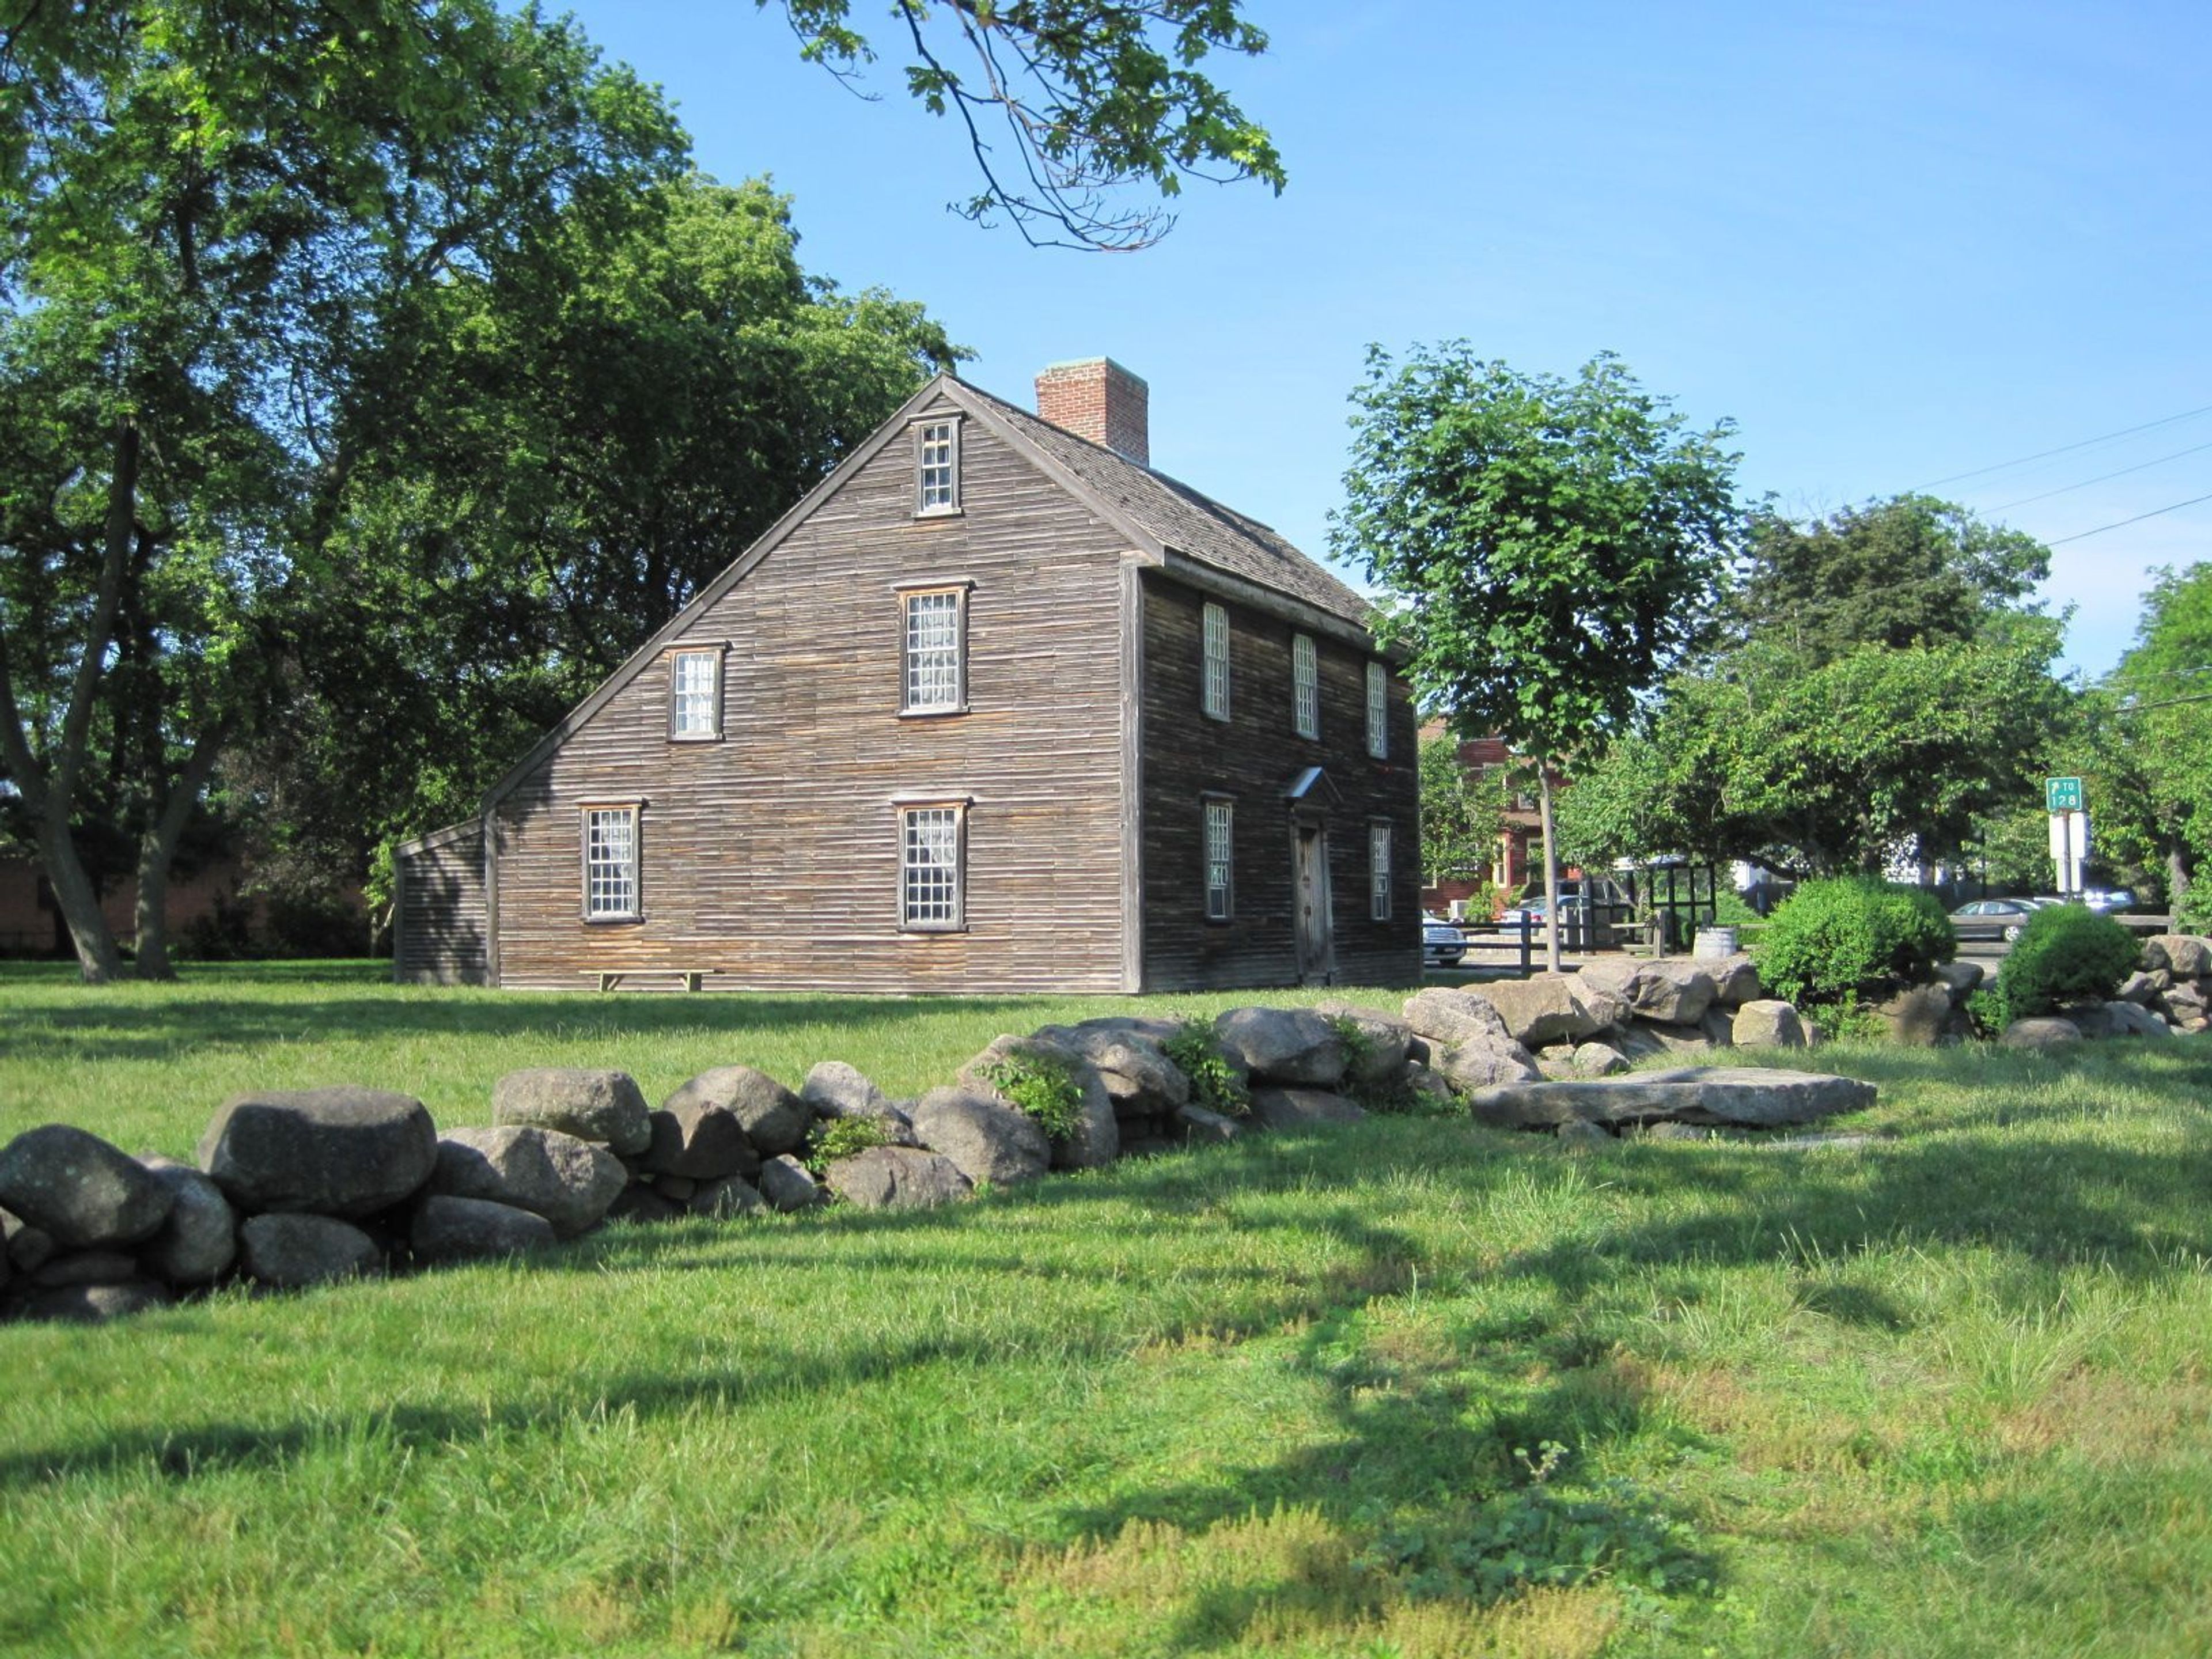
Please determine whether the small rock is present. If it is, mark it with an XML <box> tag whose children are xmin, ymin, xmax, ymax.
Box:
<box><xmin>1931</xmin><ymin>960</ymin><xmax>1984</xmax><ymax>1001</ymax></box>
<box><xmin>1577</xmin><ymin>959</ymin><xmax>1716</xmax><ymax>1026</ymax></box>
<box><xmin>137</xmin><ymin>1157</ymin><xmax>237</xmax><ymax>1285</ymax></box>
<box><xmin>1879</xmin><ymin>984</ymin><xmax>1955</xmax><ymax>1047</ymax></box>
<box><xmin>909</xmin><ymin>1086</ymin><xmax>1051</xmax><ymax>1187</ymax></box>
<box><xmin>1402</xmin><ymin>986</ymin><xmax>1513</xmax><ymax>1049</ymax></box>
<box><xmin>663</xmin><ymin>1067</ymin><xmax>809</xmax><ymax>1156</ymax></box>
<box><xmin>0</xmin><ymin>1124</ymin><xmax>173</xmax><ymax>1249</ymax></box>
<box><xmin>427</xmin><ymin>1126</ymin><xmax>628</xmax><ymax>1237</ymax></box>
<box><xmin>801</xmin><ymin>1060</ymin><xmax>891</xmax><ymax>1119</ymax></box>
<box><xmin>692</xmin><ymin>1175</ymin><xmax>767</xmax><ymax>1218</ymax></box>
<box><xmin>825</xmin><ymin>1146</ymin><xmax>973</xmax><ymax>1209</ymax></box>
<box><xmin>641</xmin><ymin>1101</ymin><xmax>759</xmax><ymax>1181</ymax></box>
<box><xmin>1557</xmin><ymin>1119</ymin><xmax>1612</xmax><ymax>1150</ymax></box>
<box><xmin>410</xmin><ymin>1195</ymin><xmax>556</xmax><ymax>1263</ymax></box>
<box><xmin>199</xmin><ymin>1086</ymin><xmax>438</xmax><ymax>1218</ymax></box>
<box><xmin>2143</xmin><ymin>934</ymin><xmax>2212</xmax><ymax>977</ymax></box>
<box><xmin>1213</xmin><ymin>1007</ymin><xmax>1348</xmax><ymax>1088</ymax></box>
<box><xmin>1432</xmin><ymin>1036</ymin><xmax>1543</xmax><ymax>1089</ymax></box>
<box><xmin>1732</xmin><ymin>1000</ymin><xmax>1809</xmax><ymax>1050</ymax></box>
<box><xmin>1313</xmin><ymin>1001</ymin><xmax>1417</xmax><ymax>1089</ymax></box>
<box><xmin>652</xmin><ymin>1174</ymin><xmax>698</xmax><ymax>1203</ymax></box>
<box><xmin>4</xmin><ymin>1210</ymin><xmax>55</xmax><ymax>1274</ymax></box>
<box><xmin>960</xmin><ymin>1035</ymin><xmax>1118</xmax><ymax>1171</ymax></box>
<box><xmin>605</xmin><ymin>1185</ymin><xmax>684</xmax><ymax>1225</ymax></box>
<box><xmin>1570</xmin><ymin>1042</ymin><xmax>1630</xmax><ymax>1077</ymax></box>
<box><xmin>2117</xmin><ymin>971</ymin><xmax>2161</xmax><ymax>1006</ymax></box>
<box><xmin>1247</xmin><ymin>1087</ymin><xmax>1366</xmax><ymax>1130</ymax></box>
<box><xmin>1707</xmin><ymin>954</ymin><xmax>1765</xmax><ymax>1008</ymax></box>
<box><xmin>1031</xmin><ymin>1022</ymin><xmax>1192</xmax><ymax>1112</ymax></box>
<box><xmin>31</xmin><ymin>1249</ymin><xmax>141</xmax><ymax>1288</ymax></box>
<box><xmin>22</xmin><ymin>1280</ymin><xmax>171</xmax><ymax>1323</ymax></box>
<box><xmin>1999</xmin><ymin>1017</ymin><xmax>2083</xmax><ymax>1051</ymax></box>
<box><xmin>757</xmin><ymin>1155</ymin><xmax>824</xmax><ymax>1213</ymax></box>
<box><xmin>492</xmin><ymin>1069</ymin><xmax>652</xmax><ymax>1156</ymax></box>
<box><xmin>1474</xmin><ymin>974</ymin><xmax>1616</xmax><ymax>1047</ymax></box>
<box><xmin>1174</xmin><ymin>1104</ymin><xmax>1243</xmax><ymax>1144</ymax></box>
<box><xmin>238</xmin><ymin>1213</ymin><xmax>382</xmax><ymax>1289</ymax></box>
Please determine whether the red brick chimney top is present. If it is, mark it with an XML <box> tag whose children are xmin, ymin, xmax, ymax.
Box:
<box><xmin>1035</xmin><ymin>358</ymin><xmax>1149</xmax><ymax>468</ymax></box>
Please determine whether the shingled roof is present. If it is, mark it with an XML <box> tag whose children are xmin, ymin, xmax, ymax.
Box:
<box><xmin>960</xmin><ymin>380</ymin><xmax>1376</xmax><ymax>630</ymax></box>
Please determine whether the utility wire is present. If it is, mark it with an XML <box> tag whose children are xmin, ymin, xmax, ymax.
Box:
<box><xmin>2044</xmin><ymin>491</ymin><xmax>2212</xmax><ymax>546</ymax></box>
<box><xmin>1988</xmin><ymin>438</ymin><xmax>2212</xmax><ymax>511</ymax></box>
<box><xmin>1912</xmin><ymin>401</ymin><xmax>2212</xmax><ymax>491</ymax></box>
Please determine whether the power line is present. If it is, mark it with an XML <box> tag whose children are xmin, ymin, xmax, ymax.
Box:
<box><xmin>1912</xmin><ymin>401</ymin><xmax>2212</xmax><ymax>491</ymax></box>
<box><xmin>1989</xmin><ymin>438</ymin><xmax>2212</xmax><ymax>511</ymax></box>
<box><xmin>2044</xmin><ymin>490</ymin><xmax>2212</xmax><ymax>546</ymax></box>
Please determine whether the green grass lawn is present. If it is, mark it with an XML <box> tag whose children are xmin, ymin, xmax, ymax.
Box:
<box><xmin>5</xmin><ymin>963</ymin><xmax>2212</xmax><ymax>1656</ymax></box>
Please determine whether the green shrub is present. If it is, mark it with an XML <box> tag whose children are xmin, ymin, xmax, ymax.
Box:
<box><xmin>1162</xmin><ymin>1021</ymin><xmax>1251</xmax><ymax>1118</ymax></box>
<box><xmin>981</xmin><ymin>1050</ymin><xmax>1085</xmax><ymax>1141</ymax></box>
<box><xmin>2177</xmin><ymin>885</ymin><xmax>2212</xmax><ymax>935</ymax></box>
<box><xmin>1997</xmin><ymin>903</ymin><xmax>2141</xmax><ymax>1020</ymax></box>
<box><xmin>804</xmin><ymin>1115</ymin><xmax>889</xmax><ymax>1176</ymax></box>
<box><xmin>1752</xmin><ymin>876</ymin><xmax>1955</xmax><ymax>1006</ymax></box>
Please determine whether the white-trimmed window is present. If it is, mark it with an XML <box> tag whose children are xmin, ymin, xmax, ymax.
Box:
<box><xmin>915</xmin><ymin>418</ymin><xmax>960</xmax><ymax>515</ymax></box>
<box><xmin>669</xmin><ymin>648</ymin><xmax>721</xmax><ymax>740</ymax></box>
<box><xmin>1204</xmin><ymin>796</ymin><xmax>1234</xmax><ymax>921</ymax></box>
<box><xmin>1293</xmin><ymin>632</ymin><xmax>1319</xmax><ymax>739</ymax></box>
<box><xmin>1365</xmin><ymin>661</ymin><xmax>1388</xmax><ymax>759</ymax></box>
<box><xmin>1369</xmin><ymin>821</ymin><xmax>1392</xmax><ymax>922</ymax></box>
<box><xmin>901</xmin><ymin>587</ymin><xmax>966</xmax><ymax>713</ymax></box>
<box><xmin>1202</xmin><ymin>601</ymin><xmax>1230</xmax><ymax>721</ymax></box>
<box><xmin>582</xmin><ymin>805</ymin><xmax>640</xmax><ymax>921</ymax></box>
<box><xmin>900</xmin><ymin>803</ymin><xmax>965</xmax><ymax>929</ymax></box>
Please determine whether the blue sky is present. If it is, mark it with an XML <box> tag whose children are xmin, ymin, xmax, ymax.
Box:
<box><xmin>558</xmin><ymin>1</ymin><xmax>2211</xmax><ymax>677</ymax></box>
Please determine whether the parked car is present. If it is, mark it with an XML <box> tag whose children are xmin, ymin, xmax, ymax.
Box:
<box><xmin>1495</xmin><ymin>895</ymin><xmax>1588</xmax><ymax>927</ymax></box>
<box><xmin>1947</xmin><ymin>898</ymin><xmax>2047</xmax><ymax>942</ymax></box>
<box><xmin>1422</xmin><ymin>914</ymin><xmax>1468</xmax><ymax>967</ymax></box>
<box><xmin>2082</xmin><ymin>887</ymin><xmax>2136</xmax><ymax>912</ymax></box>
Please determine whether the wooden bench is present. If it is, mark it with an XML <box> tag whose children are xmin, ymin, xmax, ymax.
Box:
<box><xmin>586</xmin><ymin>968</ymin><xmax>722</xmax><ymax>993</ymax></box>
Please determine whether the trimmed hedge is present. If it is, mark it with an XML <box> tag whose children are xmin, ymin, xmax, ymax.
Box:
<box><xmin>1999</xmin><ymin>903</ymin><xmax>2141</xmax><ymax>1020</ymax></box>
<box><xmin>1752</xmin><ymin>877</ymin><xmax>1956</xmax><ymax>1006</ymax></box>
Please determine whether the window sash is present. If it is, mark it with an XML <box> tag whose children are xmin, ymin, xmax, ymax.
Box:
<box><xmin>903</xmin><ymin>590</ymin><xmax>964</xmax><ymax>711</ymax></box>
<box><xmin>1369</xmin><ymin>823</ymin><xmax>1392</xmax><ymax>922</ymax></box>
<box><xmin>1365</xmin><ymin>661</ymin><xmax>1388</xmax><ymax>758</ymax></box>
<box><xmin>901</xmin><ymin>805</ymin><xmax>964</xmax><ymax>928</ymax></box>
<box><xmin>584</xmin><ymin>808</ymin><xmax>638</xmax><ymax>919</ymax></box>
<box><xmin>1202</xmin><ymin>601</ymin><xmax>1230</xmax><ymax>719</ymax></box>
<box><xmin>1204</xmin><ymin>798</ymin><xmax>1234</xmax><ymax>921</ymax></box>
<box><xmin>671</xmin><ymin>650</ymin><xmax>719</xmax><ymax>737</ymax></box>
<box><xmin>916</xmin><ymin>420</ymin><xmax>958</xmax><ymax>513</ymax></box>
<box><xmin>1293</xmin><ymin>634</ymin><xmax>1319</xmax><ymax>738</ymax></box>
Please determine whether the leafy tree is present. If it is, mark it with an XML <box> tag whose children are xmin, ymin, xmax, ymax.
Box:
<box><xmin>774</xmin><ymin>0</ymin><xmax>1284</xmax><ymax>249</ymax></box>
<box><xmin>1732</xmin><ymin>494</ymin><xmax>2051</xmax><ymax>664</ymax></box>
<box><xmin>1418</xmin><ymin>733</ymin><xmax>1505</xmax><ymax>893</ymax></box>
<box><xmin>0</xmin><ymin>1</ymin><xmax>687</xmax><ymax>981</ymax></box>
<box><xmin>1332</xmin><ymin>347</ymin><xmax>1741</xmax><ymax>967</ymax></box>
<box><xmin>2102</xmin><ymin>563</ymin><xmax>2212</xmax><ymax>923</ymax></box>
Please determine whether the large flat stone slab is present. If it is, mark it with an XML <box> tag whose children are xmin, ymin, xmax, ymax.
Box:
<box><xmin>1463</xmin><ymin>1067</ymin><xmax>1877</xmax><ymax>1130</ymax></box>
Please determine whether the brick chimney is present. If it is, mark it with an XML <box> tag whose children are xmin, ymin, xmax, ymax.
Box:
<box><xmin>1035</xmin><ymin>358</ymin><xmax>1149</xmax><ymax>467</ymax></box>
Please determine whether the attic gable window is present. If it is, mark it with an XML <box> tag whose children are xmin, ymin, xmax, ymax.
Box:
<box><xmin>669</xmin><ymin>647</ymin><xmax>722</xmax><ymax>740</ymax></box>
<box><xmin>1365</xmin><ymin>661</ymin><xmax>1388</xmax><ymax>758</ymax></box>
<box><xmin>1201</xmin><ymin>601</ymin><xmax>1230</xmax><ymax>721</ymax></box>
<box><xmin>915</xmin><ymin>417</ymin><xmax>961</xmax><ymax>516</ymax></box>
<box><xmin>1293</xmin><ymin>632</ymin><xmax>1319</xmax><ymax>740</ymax></box>
<box><xmin>582</xmin><ymin>804</ymin><xmax>641</xmax><ymax>922</ymax></box>
<box><xmin>899</xmin><ymin>584</ymin><xmax>968</xmax><ymax>714</ymax></box>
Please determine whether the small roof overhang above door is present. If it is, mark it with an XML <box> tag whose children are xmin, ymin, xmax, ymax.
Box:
<box><xmin>1282</xmin><ymin>767</ymin><xmax>1344</xmax><ymax>809</ymax></box>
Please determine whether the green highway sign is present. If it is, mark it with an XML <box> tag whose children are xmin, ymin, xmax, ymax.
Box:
<box><xmin>2046</xmin><ymin>776</ymin><xmax>2085</xmax><ymax>813</ymax></box>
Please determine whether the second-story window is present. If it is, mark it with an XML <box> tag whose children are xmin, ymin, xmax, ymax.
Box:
<box><xmin>1202</xmin><ymin>600</ymin><xmax>1230</xmax><ymax>721</ymax></box>
<box><xmin>1365</xmin><ymin>661</ymin><xmax>1388</xmax><ymax>758</ymax></box>
<box><xmin>669</xmin><ymin>648</ymin><xmax>721</xmax><ymax>740</ymax></box>
<box><xmin>1293</xmin><ymin>632</ymin><xmax>1319</xmax><ymax>739</ymax></box>
<box><xmin>902</xmin><ymin>587</ymin><xmax>966</xmax><ymax>713</ymax></box>
<box><xmin>915</xmin><ymin>418</ymin><xmax>960</xmax><ymax>515</ymax></box>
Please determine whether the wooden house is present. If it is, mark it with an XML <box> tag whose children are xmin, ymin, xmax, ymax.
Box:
<box><xmin>393</xmin><ymin>359</ymin><xmax>1421</xmax><ymax>993</ymax></box>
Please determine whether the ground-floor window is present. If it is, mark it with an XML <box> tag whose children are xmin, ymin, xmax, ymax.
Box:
<box><xmin>900</xmin><ymin>803</ymin><xmax>966</xmax><ymax>929</ymax></box>
<box><xmin>1204</xmin><ymin>795</ymin><xmax>1234</xmax><ymax>921</ymax></box>
<box><xmin>1369</xmin><ymin>821</ymin><xmax>1392</xmax><ymax>921</ymax></box>
<box><xmin>583</xmin><ymin>804</ymin><xmax>640</xmax><ymax>921</ymax></box>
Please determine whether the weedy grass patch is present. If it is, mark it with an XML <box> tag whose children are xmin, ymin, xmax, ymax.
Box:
<box><xmin>4</xmin><ymin>964</ymin><xmax>2212</xmax><ymax>1656</ymax></box>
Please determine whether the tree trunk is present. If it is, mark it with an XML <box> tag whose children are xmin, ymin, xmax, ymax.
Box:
<box><xmin>35</xmin><ymin>813</ymin><xmax>124</xmax><ymax>982</ymax></box>
<box><xmin>131</xmin><ymin>719</ymin><xmax>233</xmax><ymax>980</ymax></box>
<box><xmin>1537</xmin><ymin>763</ymin><xmax>1562</xmax><ymax>974</ymax></box>
<box><xmin>2169</xmin><ymin>844</ymin><xmax>2194</xmax><ymax>923</ymax></box>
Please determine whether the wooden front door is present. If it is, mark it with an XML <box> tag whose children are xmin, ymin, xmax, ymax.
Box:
<box><xmin>1293</xmin><ymin>819</ymin><xmax>1334</xmax><ymax>985</ymax></box>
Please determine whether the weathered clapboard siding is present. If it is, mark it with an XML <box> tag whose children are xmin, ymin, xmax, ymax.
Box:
<box><xmin>487</xmin><ymin>389</ymin><xmax>1138</xmax><ymax>993</ymax></box>
<box><xmin>392</xmin><ymin>821</ymin><xmax>490</xmax><ymax>986</ymax></box>
<box><xmin>1138</xmin><ymin>575</ymin><xmax>1422</xmax><ymax>990</ymax></box>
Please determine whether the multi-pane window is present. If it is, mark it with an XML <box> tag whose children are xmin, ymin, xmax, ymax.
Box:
<box><xmin>916</xmin><ymin>419</ymin><xmax>959</xmax><ymax>514</ymax></box>
<box><xmin>900</xmin><ymin>805</ymin><xmax>964</xmax><ymax>929</ymax></box>
<box><xmin>584</xmin><ymin>806</ymin><xmax>639</xmax><ymax>921</ymax></box>
<box><xmin>1369</xmin><ymin>822</ymin><xmax>1392</xmax><ymax>922</ymax></box>
<box><xmin>1202</xmin><ymin>601</ymin><xmax>1230</xmax><ymax>720</ymax></box>
<box><xmin>670</xmin><ymin>649</ymin><xmax>719</xmax><ymax>739</ymax></box>
<box><xmin>1365</xmin><ymin>661</ymin><xmax>1388</xmax><ymax>758</ymax></box>
<box><xmin>1204</xmin><ymin>797</ymin><xmax>1234</xmax><ymax>921</ymax></box>
<box><xmin>1293</xmin><ymin>633</ymin><xmax>1319</xmax><ymax>739</ymax></box>
<box><xmin>902</xmin><ymin>589</ymin><xmax>964</xmax><ymax>712</ymax></box>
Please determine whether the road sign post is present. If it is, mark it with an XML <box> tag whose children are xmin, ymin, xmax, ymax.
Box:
<box><xmin>2044</xmin><ymin>778</ymin><xmax>2088</xmax><ymax>895</ymax></box>
<box><xmin>2045</xmin><ymin>776</ymin><xmax>2084</xmax><ymax>814</ymax></box>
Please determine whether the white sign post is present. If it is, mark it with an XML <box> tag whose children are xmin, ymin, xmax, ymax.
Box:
<box><xmin>2047</xmin><ymin>809</ymin><xmax>2089</xmax><ymax>896</ymax></box>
